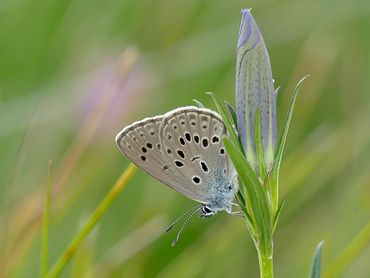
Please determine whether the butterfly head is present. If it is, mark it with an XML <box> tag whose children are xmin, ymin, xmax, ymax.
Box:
<box><xmin>200</xmin><ymin>205</ymin><xmax>216</xmax><ymax>217</ymax></box>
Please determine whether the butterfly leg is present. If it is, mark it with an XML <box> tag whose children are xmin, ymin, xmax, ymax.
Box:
<box><xmin>230</xmin><ymin>201</ymin><xmax>240</xmax><ymax>207</ymax></box>
<box><xmin>230</xmin><ymin>210</ymin><xmax>245</xmax><ymax>217</ymax></box>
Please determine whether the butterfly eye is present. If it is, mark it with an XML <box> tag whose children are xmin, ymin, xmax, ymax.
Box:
<box><xmin>203</xmin><ymin>206</ymin><xmax>212</xmax><ymax>213</ymax></box>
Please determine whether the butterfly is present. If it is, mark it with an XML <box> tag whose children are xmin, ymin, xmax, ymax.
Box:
<box><xmin>115</xmin><ymin>106</ymin><xmax>239</xmax><ymax>244</ymax></box>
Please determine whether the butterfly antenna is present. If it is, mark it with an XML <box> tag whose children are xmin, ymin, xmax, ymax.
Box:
<box><xmin>165</xmin><ymin>205</ymin><xmax>201</xmax><ymax>233</ymax></box>
<box><xmin>171</xmin><ymin>206</ymin><xmax>202</xmax><ymax>246</ymax></box>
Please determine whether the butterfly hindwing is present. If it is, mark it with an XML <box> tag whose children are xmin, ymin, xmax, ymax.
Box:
<box><xmin>115</xmin><ymin>116</ymin><xmax>181</xmax><ymax>187</ymax></box>
<box><xmin>116</xmin><ymin>113</ymin><xmax>208</xmax><ymax>202</ymax></box>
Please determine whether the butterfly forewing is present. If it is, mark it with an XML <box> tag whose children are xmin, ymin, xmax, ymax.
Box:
<box><xmin>160</xmin><ymin>107</ymin><xmax>231</xmax><ymax>203</ymax></box>
<box><xmin>116</xmin><ymin>107</ymin><xmax>236</xmax><ymax>209</ymax></box>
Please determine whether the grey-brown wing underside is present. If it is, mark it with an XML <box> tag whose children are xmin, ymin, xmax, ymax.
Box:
<box><xmin>115</xmin><ymin>112</ymin><xmax>209</xmax><ymax>203</ymax></box>
<box><xmin>159</xmin><ymin>107</ymin><xmax>234</xmax><ymax>204</ymax></box>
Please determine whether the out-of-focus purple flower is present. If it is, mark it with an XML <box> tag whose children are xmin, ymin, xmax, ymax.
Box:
<box><xmin>236</xmin><ymin>9</ymin><xmax>277</xmax><ymax>169</ymax></box>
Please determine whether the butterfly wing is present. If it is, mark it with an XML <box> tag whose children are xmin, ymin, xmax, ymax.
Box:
<box><xmin>116</xmin><ymin>116</ymin><xmax>177</xmax><ymax>185</ymax></box>
<box><xmin>160</xmin><ymin>107</ymin><xmax>234</xmax><ymax>205</ymax></box>
<box><xmin>115</xmin><ymin>113</ymin><xmax>208</xmax><ymax>203</ymax></box>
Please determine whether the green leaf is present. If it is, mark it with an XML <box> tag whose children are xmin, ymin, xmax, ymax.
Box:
<box><xmin>270</xmin><ymin>75</ymin><xmax>309</xmax><ymax>209</ymax></box>
<box><xmin>236</xmin><ymin>190</ymin><xmax>245</xmax><ymax>207</ymax></box>
<box><xmin>224</xmin><ymin>100</ymin><xmax>238</xmax><ymax>128</ymax></box>
<box><xmin>254</xmin><ymin>109</ymin><xmax>267</xmax><ymax>180</ymax></box>
<box><xmin>206</xmin><ymin>92</ymin><xmax>240</xmax><ymax>149</ymax></box>
<box><xmin>273</xmin><ymin>197</ymin><xmax>286</xmax><ymax>232</ymax></box>
<box><xmin>240</xmin><ymin>206</ymin><xmax>257</xmax><ymax>238</ymax></box>
<box><xmin>223</xmin><ymin>138</ymin><xmax>272</xmax><ymax>253</ymax></box>
<box><xmin>192</xmin><ymin>99</ymin><xmax>205</xmax><ymax>108</ymax></box>
<box><xmin>309</xmin><ymin>241</ymin><xmax>324</xmax><ymax>278</ymax></box>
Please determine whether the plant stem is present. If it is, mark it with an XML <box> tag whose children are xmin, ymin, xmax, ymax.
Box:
<box><xmin>46</xmin><ymin>164</ymin><xmax>137</xmax><ymax>278</ymax></box>
<box><xmin>257</xmin><ymin>243</ymin><xmax>273</xmax><ymax>278</ymax></box>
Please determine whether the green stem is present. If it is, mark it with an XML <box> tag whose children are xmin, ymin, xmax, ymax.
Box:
<box><xmin>257</xmin><ymin>245</ymin><xmax>273</xmax><ymax>278</ymax></box>
<box><xmin>46</xmin><ymin>164</ymin><xmax>137</xmax><ymax>278</ymax></box>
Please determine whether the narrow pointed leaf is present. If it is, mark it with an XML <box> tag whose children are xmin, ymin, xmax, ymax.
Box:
<box><xmin>236</xmin><ymin>190</ymin><xmax>245</xmax><ymax>207</ymax></box>
<box><xmin>270</xmin><ymin>75</ymin><xmax>309</xmax><ymax>207</ymax></box>
<box><xmin>225</xmin><ymin>100</ymin><xmax>238</xmax><ymax>128</ymax></box>
<box><xmin>223</xmin><ymin>138</ymin><xmax>272</xmax><ymax>253</ymax></box>
<box><xmin>273</xmin><ymin>197</ymin><xmax>286</xmax><ymax>232</ymax></box>
<box><xmin>192</xmin><ymin>99</ymin><xmax>205</xmax><ymax>108</ymax></box>
<box><xmin>309</xmin><ymin>241</ymin><xmax>324</xmax><ymax>278</ymax></box>
<box><xmin>206</xmin><ymin>92</ymin><xmax>240</xmax><ymax>149</ymax></box>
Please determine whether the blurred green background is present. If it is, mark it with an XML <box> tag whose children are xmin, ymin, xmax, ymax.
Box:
<box><xmin>1</xmin><ymin>0</ymin><xmax>369</xmax><ymax>277</ymax></box>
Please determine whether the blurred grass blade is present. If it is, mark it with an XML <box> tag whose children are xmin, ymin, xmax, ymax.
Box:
<box><xmin>254</xmin><ymin>109</ymin><xmax>266</xmax><ymax>180</ymax></box>
<box><xmin>41</xmin><ymin>161</ymin><xmax>53</xmax><ymax>278</ymax></box>
<box><xmin>70</xmin><ymin>221</ymin><xmax>98</xmax><ymax>278</ymax></box>
<box><xmin>273</xmin><ymin>197</ymin><xmax>286</xmax><ymax>232</ymax></box>
<box><xmin>206</xmin><ymin>92</ymin><xmax>240</xmax><ymax>149</ymax></box>
<box><xmin>309</xmin><ymin>241</ymin><xmax>324</xmax><ymax>278</ymax></box>
<box><xmin>324</xmin><ymin>221</ymin><xmax>370</xmax><ymax>278</ymax></box>
<box><xmin>223</xmin><ymin>138</ymin><xmax>272</xmax><ymax>252</ymax></box>
<box><xmin>224</xmin><ymin>100</ymin><xmax>238</xmax><ymax>128</ymax></box>
<box><xmin>193</xmin><ymin>99</ymin><xmax>205</xmax><ymax>108</ymax></box>
<box><xmin>270</xmin><ymin>76</ymin><xmax>309</xmax><ymax>207</ymax></box>
<box><xmin>46</xmin><ymin>164</ymin><xmax>137</xmax><ymax>278</ymax></box>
